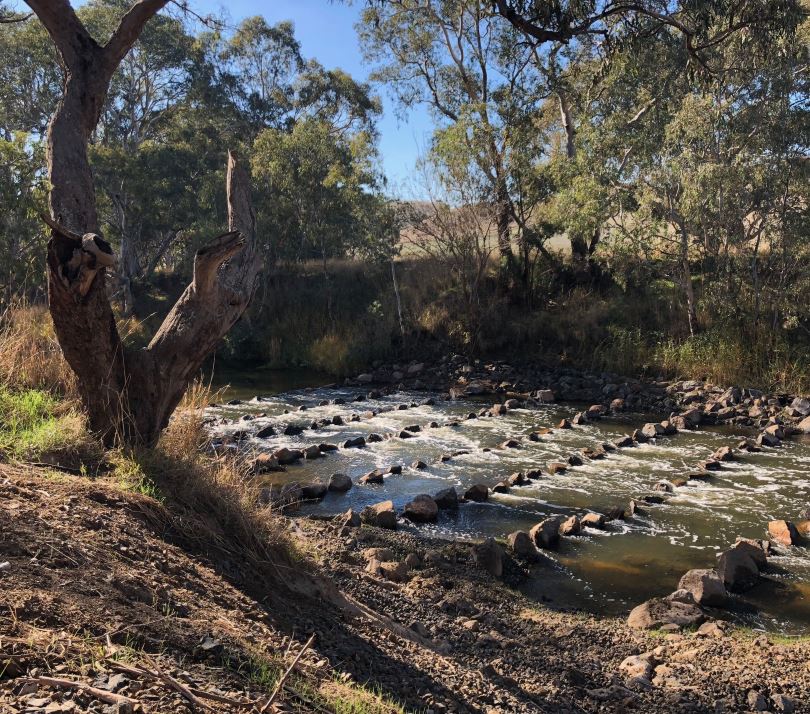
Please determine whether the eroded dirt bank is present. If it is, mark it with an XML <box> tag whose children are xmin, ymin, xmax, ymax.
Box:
<box><xmin>1</xmin><ymin>465</ymin><xmax>808</xmax><ymax>713</ymax></box>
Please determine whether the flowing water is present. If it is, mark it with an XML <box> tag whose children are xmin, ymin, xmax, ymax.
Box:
<box><xmin>209</xmin><ymin>376</ymin><xmax>810</xmax><ymax>634</ymax></box>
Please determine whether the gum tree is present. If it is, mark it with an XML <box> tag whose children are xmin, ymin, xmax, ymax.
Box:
<box><xmin>25</xmin><ymin>0</ymin><xmax>260</xmax><ymax>446</ymax></box>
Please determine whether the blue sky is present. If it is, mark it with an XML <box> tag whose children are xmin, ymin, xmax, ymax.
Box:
<box><xmin>193</xmin><ymin>0</ymin><xmax>434</xmax><ymax>190</ymax></box>
<box><xmin>197</xmin><ymin>0</ymin><xmax>433</xmax><ymax>191</ymax></box>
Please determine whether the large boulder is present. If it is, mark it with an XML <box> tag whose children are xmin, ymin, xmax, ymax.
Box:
<box><xmin>273</xmin><ymin>447</ymin><xmax>303</xmax><ymax>465</ymax></box>
<box><xmin>433</xmin><ymin>487</ymin><xmax>459</xmax><ymax>510</ymax></box>
<box><xmin>530</xmin><ymin>517</ymin><xmax>562</xmax><ymax>549</ymax></box>
<box><xmin>627</xmin><ymin>598</ymin><xmax>705</xmax><ymax>630</ymax></box>
<box><xmin>718</xmin><ymin>548</ymin><xmax>760</xmax><ymax>592</ymax></box>
<box><xmin>768</xmin><ymin>520</ymin><xmax>801</xmax><ymax>546</ymax></box>
<box><xmin>328</xmin><ymin>473</ymin><xmax>353</xmax><ymax>492</ymax></box>
<box><xmin>472</xmin><ymin>538</ymin><xmax>503</xmax><ymax>578</ymax></box>
<box><xmin>733</xmin><ymin>539</ymin><xmax>769</xmax><ymax>569</ymax></box>
<box><xmin>300</xmin><ymin>482</ymin><xmax>328</xmax><ymax>500</ymax></box>
<box><xmin>361</xmin><ymin>500</ymin><xmax>397</xmax><ymax>529</ymax></box>
<box><xmin>799</xmin><ymin>415</ymin><xmax>810</xmax><ymax>434</ymax></box>
<box><xmin>403</xmin><ymin>494</ymin><xmax>439</xmax><ymax>523</ymax></box>
<box><xmin>464</xmin><ymin>484</ymin><xmax>489</xmax><ymax>502</ymax></box>
<box><xmin>507</xmin><ymin>530</ymin><xmax>537</xmax><ymax>559</ymax></box>
<box><xmin>678</xmin><ymin>569</ymin><xmax>728</xmax><ymax>607</ymax></box>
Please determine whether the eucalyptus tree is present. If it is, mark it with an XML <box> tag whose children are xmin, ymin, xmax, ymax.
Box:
<box><xmin>23</xmin><ymin>0</ymin><xmax>260</xmax><ymax>446</ymax></box>
<box><xmin>359</xmin><ymin>0</ymin><xmax>550</xmax><ymax>295</ymax></box>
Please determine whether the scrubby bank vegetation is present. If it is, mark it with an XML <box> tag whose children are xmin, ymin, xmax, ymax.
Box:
<box><xmin>1</xmin><ymin>0</ymin><xmax>808</xmax><ymax>396</ymax></box>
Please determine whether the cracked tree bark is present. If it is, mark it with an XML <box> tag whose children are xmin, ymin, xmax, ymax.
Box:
<box><xmin>27</xmin><ymin>0</ymin><xmax>261</xmax><ymax>446</ymax></box>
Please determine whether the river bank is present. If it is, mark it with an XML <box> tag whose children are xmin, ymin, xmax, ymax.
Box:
<box><xmin>1</xmin><ymin>463</ymin><xmax>807</xmax><ymax>713</ymax></box>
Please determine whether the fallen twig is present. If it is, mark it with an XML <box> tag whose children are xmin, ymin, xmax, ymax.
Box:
<box><xmin>34</xmin><ymin>675</ymin><xmax>140</xmax><ymax>711</ymax></box>
<box><xmin>107</xmin><ymin>659</ymin><xmax>255</xmax><ymax>710</ymax></box>
<box><xmin>259</xmin><ymin>633</ymin><xmax>316</xmax><ymax>713</ymax></box>
<box><xmin>141</xmin><ymin>653</ymin><xmax>211</xmax><ymax>711</ymax></box>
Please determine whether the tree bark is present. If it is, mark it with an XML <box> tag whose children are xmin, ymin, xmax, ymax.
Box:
<box><xmin>28</xmin><ymin>0</ymin><xmax>262</xmax><ymax>447</ymax></box>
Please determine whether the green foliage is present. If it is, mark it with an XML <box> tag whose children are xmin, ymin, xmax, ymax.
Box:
<box><xmin>0</xmin><ymin>386</ymin><xmax>98</xmax><ymax>463</ymax></box>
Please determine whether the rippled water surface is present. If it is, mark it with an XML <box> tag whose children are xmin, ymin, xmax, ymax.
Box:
<box><xmin>209</xmin><ymin>380</ymin><xmax>810</xmax><ymax>633</ymax></box>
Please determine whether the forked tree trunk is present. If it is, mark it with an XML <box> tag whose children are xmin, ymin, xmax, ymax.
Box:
<box><xmin>28</xmin><ymin>0</ymin><xmax>261</xmax><ymax>447</ymax></box>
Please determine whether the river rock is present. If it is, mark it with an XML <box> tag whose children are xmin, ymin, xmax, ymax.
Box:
<box><xmin>558</xmin><ymin>418</ymin><xmax>572</xmax><ymax>429</ymax></box>
<box><xmin>536</xmin><ymin>389</ymin><xmax>555</xmax><ymax>402</ymax></box>
<box><xmin>492</xmin><ymin>404</ymin><xmax>508</xmax><ymax>416</ymax></box>
<box><xmin>504</xmin><ymin>398</ymin><xmax>521</xmax><ymax>409</ymax></box>
<box><xmin>768</xmin><ymin>519</ymin><xmax>801</xmax><ymax>546</ymax></box>
<box><xmin>559</xmin><ymin>515</ymin><xmax>581</xmax><ymax>536</ymax></box>
<box><xmin>508</xmin><ymin>530</ymin><xmax>536</xmax><ymax>559</ymax></box>
<box><xmin>274</xmin><ymin>447</ymin><xmax>303</xmax><ymax>465</ymax></box>
<box><xmin>361</xmin><ymin>500</ymin><xmax>397</xmax><ymax>529</ymax></box>
<box><xmin>712</xmin><ymin>445</ymin><xmax>734</xmax><ymax>462</ymax></box>
<box><xmin>500</xmin><ymin>438</ymin><xmax>520</xmax><ymax>449</ymax></box>
<box><xmin>718</xmin><ymin>547</ymin><xmax>760</xmax><ymax>592</ymax></box>
<box><xmin>581</xmin><ymin>513</ymin><xmax>606</xmax><ymax>529</ymax></box>
<box><xmin>507</xmin><ymin>471</ymin><xmax>526</xmax><ymax>486</ymax></box>
<box><xmin>337</xmin><ymin>508</ymin><xmax>360</xmax><ymax>530</ymax></box>
<box><xmin>403</xmin><ymin>494</ymin><xmax>438</xmax><ymax>523</ymax></box>
<box><xmin>619</xmin><ymin>654</ymin><xmax>656</xmax><ymax>680</ymax></box>
<box><xmin>530</xmin><ymin>517</ymin><xmax>562</xmax><ymax>549</ymax></box>
<box><xmin>492</xmin><ymin>481</ymin><xmax>510</xmax><ymax>493</ymax></box>
<box><xmin>252</xmin><ymin>453</ymin><xmax>281</xmax><ymax>473</ymax></box>
<box><xmin>790</xmin><ymin>397</ymin><xmax>810</xmax><ymax>416</ymax></box>
<box><xmin>464</xmin><ymin>484</ymin><xmax>489</xmax><ymax>502</ymax></box>
<box><xmin>255</xmin><ymin>425</ymin><xmax>276</xmax><ymax>438</ymax></box>
<box><xmin>328</xmin><ymin>473</ymin><xmax>352</xmax><ymax>492</ymax></box>
<box><xmin>412</xmin><ymin>459</ymin><xmax>428</xmax><ymax>470</ymax></box>
<box><xmin>614</xmin><ymin>435</ymin><xmax>635</xmax><ymax>448</ymax></box>
<box><xmin>343</xmin><ymin>436</ymin><xmax>366</xmax><ymax>448</ymax></box>
<box><xmin>757</xmin><ymin>431</ymin><xmax>781</xmax><ymax>447</ymax></box>
<box><xmin>303</xmin><ymin>444</ymin><xmax>322</xmax><ymax>459</ymax></box>
<box><xmin>771</xmin><ymin>693</ymin><xmax>796</xmax><ymax>713</ymax></box>
<box><xmin>799</xmin><ymin>415</ymin><xmax>810</xmax><ymax>433</ymax></box>
<box><xmin>732</xmin><ymin>539</ymin><xmax>769</xmax><ymax>568</ymax></box>
<box><xmin>359</xmin><ymin>469</ymin><xmax>384</xmax><ymax>485</ymax></box>
<box><xmin>627</xmin><ymin>598</ymin><xmax>704</xmax><ymax>630</ymax></box>
<box><xmin>678</xmin><ymin>569</ymin><xmax>728</xmax><ymax>607</ymax></box>
<box><xmin>548</xmin><ymin>462</ymin><xmax>568</xmax><ymax>475</ymax></box>
<box><xmin>472</xmin><ymin>538</ymin><xmax>503</xmax><ymax>578</ymax></box>
<box><xmin>434</xmin><ymin>487</ymin><xmax>459</xmax><ymax>510</ymax></box>
<box><xmin>641</xmin><ymin>423</ymin><xmax>663</xmax><ymax>439</ymax></box>
<box><xmin>377</xmin><ymin>560</ymin><xmax>409</xmax><ymax>582</ymax></box>
<box><xmin>301</xmin><ymin>482</ymin><xmax>328</xmax><ymax>500</ymax></box>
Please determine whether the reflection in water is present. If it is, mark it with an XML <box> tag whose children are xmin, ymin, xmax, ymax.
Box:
<box><xmin>208</xmin><ymin>382</ymin><xmax>810</xmax><ymax>633</ymax></box>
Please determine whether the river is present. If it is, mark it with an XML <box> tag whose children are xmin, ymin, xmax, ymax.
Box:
<box><xmin>208</xmin><ymin>372</ymin><xmax>810</xmax><ymax>634</ymax></box>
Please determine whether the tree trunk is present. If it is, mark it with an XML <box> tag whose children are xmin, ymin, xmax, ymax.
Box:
<box><xmin>29</xmin><ymin>0</ymin><xmax>262</xmax><ymax>447</ymax></box>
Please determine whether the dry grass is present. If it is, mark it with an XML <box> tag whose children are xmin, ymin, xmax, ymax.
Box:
<box><xmin>0</xmin><ymin>302</ymin><xmax>77</xmax><ymax>398</ymax></box>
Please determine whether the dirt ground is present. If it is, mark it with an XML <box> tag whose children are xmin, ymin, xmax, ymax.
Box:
<box><xmin>1</xmin><ymin>465</ymin><xmax>808</xmax><ymax>713</ymax></box>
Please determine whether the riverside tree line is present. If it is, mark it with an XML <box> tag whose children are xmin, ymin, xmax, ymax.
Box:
<box><xmin>1</xmin><ymin>0</ymin><xmax>808</xmax><ymax>412</ymax></box>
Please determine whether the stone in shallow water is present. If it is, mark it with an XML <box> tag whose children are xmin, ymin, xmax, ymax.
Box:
<box><xmin>464</xmin><ymin>484</ymin><xmax>489</xmax><ymax>502</ymax></box>
<box><xmin>328</xmin><ymin>473</ymin><xmax>352</xmax><ymax>492</ymax></box>
<box><xmin>677</xmin><ymin>569</ymin><xmax>728</xmax><ymax>607</ymax></box>
<box><xmin>402</xmin><ymin>494</ymin><xmax>438</xmax><ymax>523</ymax></box>
<box><xmin>434</xmin><ymin>487</ymin><xmax>458</xmax><ymax>510</ymax></box>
